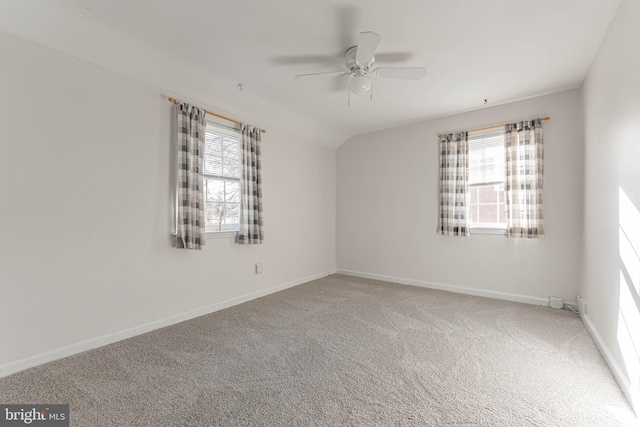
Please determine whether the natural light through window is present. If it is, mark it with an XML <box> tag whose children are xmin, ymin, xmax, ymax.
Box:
<box><xmin>468</xmin><ymin>130</ymin><xmax>506</xmax><ymax>231</ymax></box>
<box><xmin>619</xmin><ymin>187</ymin><xmax>640</xmax><ymax>294</ymax></box>
<box><xmin>617</xmin><ymin>187</ymin><xmax>640</xmax><ymax>398</ymax></box>
<box><xmin>203</xmin><ymin>123</ymin><xmax>241</xmax><ymax>233</ymax></box>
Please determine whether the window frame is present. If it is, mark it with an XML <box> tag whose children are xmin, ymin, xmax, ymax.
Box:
<box><xmin>203</xmin><ymin>121</ymin><xmax>242</xmax><ymax>238</ymax></box>
<box><xmin>467</xmin><ymin>128</ymin><xmax>507</xmax><ymax>235</ymax></box>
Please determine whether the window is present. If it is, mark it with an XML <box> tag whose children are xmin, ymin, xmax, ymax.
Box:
<box><xmin>203</xmin><ymin>122</ymin><xmax>241</xmax><ymax>233</ymax></box>
<box><xmin>468</xmin><ymin>130</ymin><xmax>506</xmax><ymax>231</ymax></box>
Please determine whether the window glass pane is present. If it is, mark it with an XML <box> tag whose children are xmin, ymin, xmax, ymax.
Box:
<box><xmin>469</xmin><ymin>187</ymin><xmax>478</xmax><ymax>204</ymax></box>
<box><xmin>204</xmin><ymin>133</ymin><xmax>223</xmax><ymax>176</ymax></box>
<box><xmin>223</xmin><ymin>137</ymin><xmax>239</xmax><ymax>159</ymax></box>
<box><xmin>469</xmin><ymin>183</ymin><xmax>506</xmax><ymax>226</ymax></box>
<box><xmin>479</xmin><ymin>203</ymin><xmax>499</xmax><ymax>223</ymax></box>
<box><xmin>204</xmin><ymin>155</ymin><xmax>223</xmax><ymax>176</ymax></box>
<box><xmin>223</xmin><ymin>158</ymin><xmax>239</xmax><ymax>177</ymax></box>
<box><xmin>225</xmin><ymin>202</ymin><xmax>240</xmax><ymax>225</ymax></box>
<box><xmin>206</xmin><ymin>202</ymin><xmax>223</xmax><ymax>228</ymax></box>
<box><xmin>205</xmin><ymin>179</ymin><xmax>224</xmax><ymax>202</ymax></box>
<box><xmin>205</xmin><ymin>134</ymin><xmax>222</xmax><ymax>155</ymax></box>
<box><xmin>469</xmin><ymin>132</ymin><xmax>505</xmax><ymax>185</ymax></box>
<box><xmin>469</xmin><ymin>202</ymin><xmax>478</xmax><ymax>224</ymax></box>
<box><xmin>478</xmin><ymin>185</ymin><xmax>497</xmax><ymax>204</ymax></box>
<box><xmin>204</xmin><ymin>130</ymin><xmax>240</xmax><ymax>179</ymax></box>
<box><xmin>226</xmin><ymin>181</ymin><xmax>240</xmax><ymax>203</ymax></box>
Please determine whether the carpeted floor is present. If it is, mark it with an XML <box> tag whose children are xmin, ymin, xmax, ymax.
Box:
<box><xmin>0</xmin><ymin>274</ymin><xmax>637</xmax><ymax>426</ymax></box>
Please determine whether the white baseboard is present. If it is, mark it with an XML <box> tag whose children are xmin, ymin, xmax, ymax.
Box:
<box><xmin>0</xmin><ymin>269</ymin><xmax>336</xmax><ymax>379</ymax></box>
<box><xmin>336</xmin><ymin>269</ymin><xmax>550</xmax><ymax>306</ymax></box>
<box><xmin>581</xmin><ymin>313</ymin><xmax>639</xmax><ymax>414</ymax></box>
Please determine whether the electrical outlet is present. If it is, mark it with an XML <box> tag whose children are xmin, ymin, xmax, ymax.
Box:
<box><xmin>577</xmin><ymin>295</ymin><xmax>586</xmax><ymax>315</ymax></box>
<box><xmin>255</xmin><ymin>263</ymin><xmax>263</xmax><ymax>274</ymax></box>
<box><xmin>549</xmin><ymin>297</ymin><xmax>563</xmax><ymax>309</ymax></box>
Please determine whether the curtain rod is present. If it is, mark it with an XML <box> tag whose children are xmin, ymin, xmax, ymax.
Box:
<box><xmin>437</xmin><ymin>116</ymin><xmax>550</xmax><ymax>138</ymax></box>
<box><xmin>168</xmin><ymin>97</ymin><xmax>266</xmax><ymax>133</ymax></box>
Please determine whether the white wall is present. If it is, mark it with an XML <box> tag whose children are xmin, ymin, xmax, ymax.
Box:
<box><xmin>337</xmin><ymin>90</ymin><xmax>583</xmax><ymax>303</ymax></box>
<box><xmin>0</xmin><ymin>32</ymin><xmax>336</xmax><ymax>372</ymax></box>
<box><xmin>581</xmin><ymin>0</ymin><xmax>640</xmax><ymax>410</ymax></box>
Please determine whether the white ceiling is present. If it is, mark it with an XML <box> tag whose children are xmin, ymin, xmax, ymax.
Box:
<box><xmin>0</xmin><ymin>0</ymin><xmax>620</xmax><ymax>149</ymax></box>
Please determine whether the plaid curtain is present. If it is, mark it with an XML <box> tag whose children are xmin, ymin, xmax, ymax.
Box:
<box><xmin>504</xmin><ymin>119</ymin><xmax>544</xmax><ymax>238</ymax></box>
<box><xmin>438</xmin><ymin>132</ymin><xmax>470</xmax><ymax>236</ymax></box>
<box><xmin>176</xmin><ymin>103</ymin><xmax>207</xmax><ymax>249</ymax></box>
<box><xmin>237</xmin><ymin>125</ymin><xmax>264</xmax><ymax>244</ymax></box>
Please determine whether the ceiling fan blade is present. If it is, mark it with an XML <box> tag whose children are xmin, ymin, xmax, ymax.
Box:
<box><xmin>373</xmin><ymin>67</ymin><xmax>427</xmax><ymax>80</ymax></box>
<box><xmin>295</xmin><ymin>71</ymin><xmax>348</xmax><ymax>80</ymax></box>
<box><xmin>271</xmin><ymin>54</ymin><xmax>341</xmax><ymax>66</ymax></box>
<box><xmin>355</xmin><ymin>31</ymin><xmax>381</xmax><ymax>65</ymax></box>
<box><xmin>374</xmin><ymin>52</ymin><xmax>414</xmax><ymax>63</ymax></box>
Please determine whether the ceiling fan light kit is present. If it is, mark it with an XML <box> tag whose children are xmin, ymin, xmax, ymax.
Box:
<box><xmin>349</xmin><ymin>72</ymin><xmax>371</xmax><ymax>96</ymax></box>
<box><xmin>295</xmin><ymin>31</ymin><xmax>426</xmax><ymax>105</ymax></box>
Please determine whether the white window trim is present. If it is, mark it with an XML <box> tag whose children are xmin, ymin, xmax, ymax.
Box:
<box><xmin>206</xmin><ymin>230</ymin><xmax>238</xmax><ymax>239</ymax></box>
<box><xmin>470</xmin><ymin>225</ymin><xmax>507</xmax><ymax>235</ymax></box>
<box><xmin>173</xmin><ymin>230</ymin><xmax>238</xmax><ymax>240</ymax></box>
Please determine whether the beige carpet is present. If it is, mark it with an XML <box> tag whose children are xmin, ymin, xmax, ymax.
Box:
<box><xmin>0</xmin><ymin>274</ymin><xmax>637</xmax><ymax>426</ymax></box>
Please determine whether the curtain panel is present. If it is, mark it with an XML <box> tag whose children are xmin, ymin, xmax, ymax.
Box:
<box><xmin>438</xmin><ymin>132</ymin><xmax>470</xmax><ymax>236</ymax></box>
<box><xmin>504</xmin><ymin>119</ymin><xmax>544</xmax><ymax>238</ymax></box>
<box><xmin>175</xmin><ymin>103</ymin><xmax>207</xmax><ymax>249</ymax></box>
<box><xmin>237</xmin><ymin>125</ymin><xmax>264</xmax><ymax>244</ymax></box>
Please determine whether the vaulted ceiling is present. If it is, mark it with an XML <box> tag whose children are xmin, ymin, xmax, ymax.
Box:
<box><xmin>0</xmin><ymin>0</ymin><xmax>620</xmax><ymax>149</ymax></box>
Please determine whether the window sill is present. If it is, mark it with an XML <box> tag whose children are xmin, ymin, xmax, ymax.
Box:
<box><xmin>470</xmin><ymin>227</ymin><xmax>507</xmax><ymax>236</ymax></box>
<box><xmin>206</xmin><ymin>231</ymin><xmax>238</xmax><ymax>239</ymax></box>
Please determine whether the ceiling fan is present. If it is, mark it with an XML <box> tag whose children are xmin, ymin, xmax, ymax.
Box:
<box><xmin>295</xmin><ymin>31</ymin><xmax>426</xmax><ymax>104</ymax></box>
